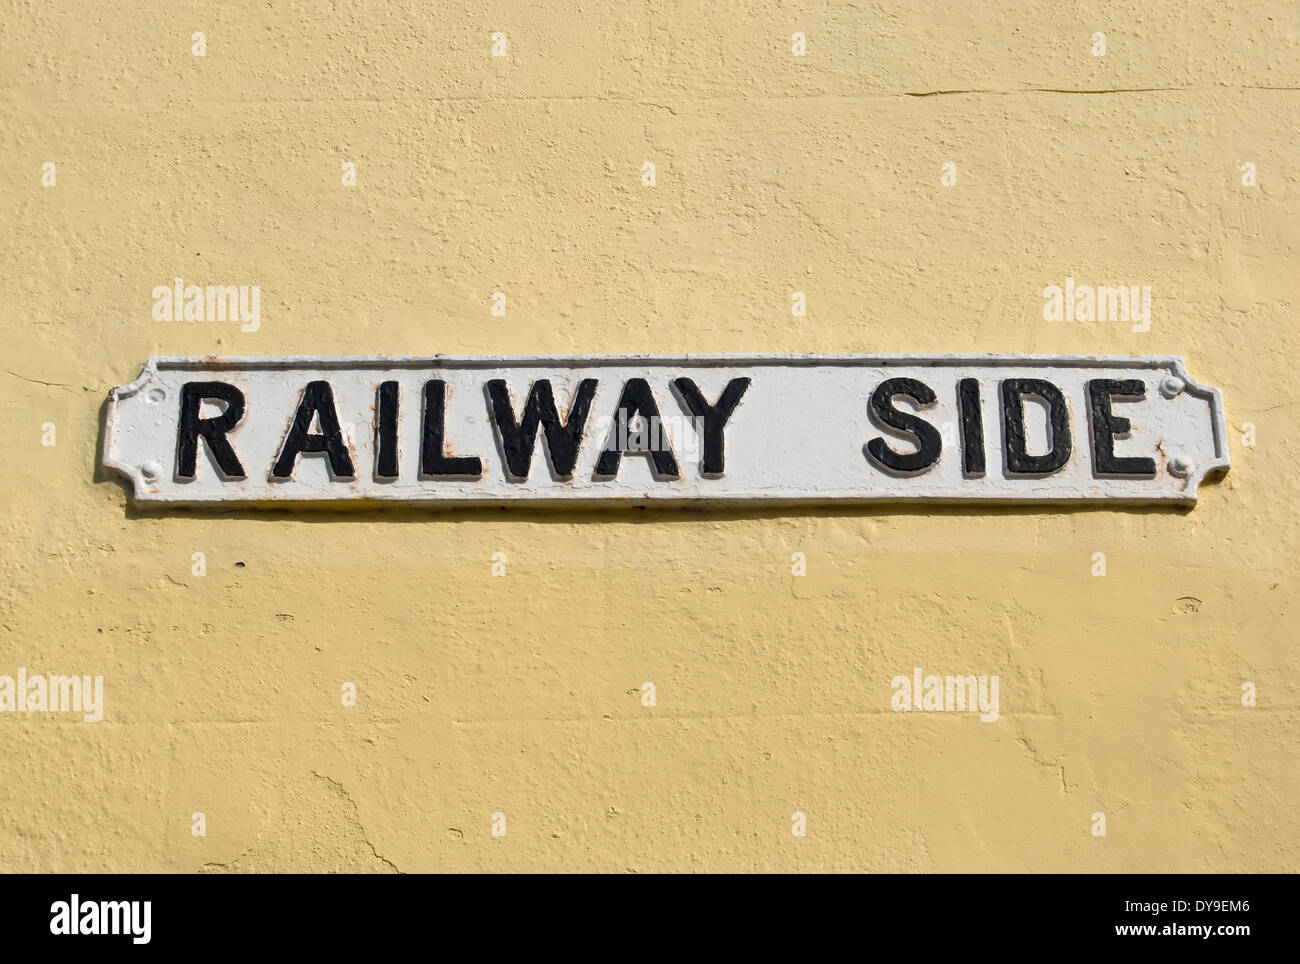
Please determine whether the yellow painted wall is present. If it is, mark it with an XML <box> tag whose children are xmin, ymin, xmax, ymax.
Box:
<box><xmin>1</xmin><ymin>1</ymin><xmax>1296</xmax><ymax>872</ymax></box>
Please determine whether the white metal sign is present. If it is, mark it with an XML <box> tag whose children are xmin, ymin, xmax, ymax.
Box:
<box><xmin>101</xmin><ymin>355</ymin><xmax>1229</xmax><ymax>507</ymax></box>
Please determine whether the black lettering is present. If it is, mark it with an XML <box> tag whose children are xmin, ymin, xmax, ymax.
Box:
<box><xmin>672</xmin><ymin>377</ymin><xmax>750</xmax><ymax>477</ymax></box>
<box><xmin>1087</xmin><ymin>379</ymin><xmax>1156</xmax><ymax>477</ymax></box>
<box><xmin>1001</xmin><ymin>378</ymin><xmax>1071</xmax><ymax>475</ymax></box>
<box><xmin>594</xmin><ymin>378</ymin><xmax>680</xmax><ymax>480</ymax></box>
<box><xmin>865</xmin><ymin>377</ymin><xmax>942</xmax><ymax>474</ymax></box>
<box><xmin>375</xmin><ymin>381</ymin><xmax>399</xmax><ymax>481</ymax></box>
<box><xmin>486</xmin><ymin>378</ymin><xmax>597</xmax><ymax>481</ymax></box>
<box><xmin>420</xmin><ymin>380</ymin><xmax>482</xmax><ymax>478</ymax></box>
<box><xmin>271</xmin><ymin>381</ymin><xmax>355</xmax><ymax>480</ymax></box>
<box><xmin>957</xmin><ymin>377</ymin><xmax>986</xmax><ymax>477</ymax></box>
<box><xmin>176</xmin><ymin>381</ymin><xmax>247</xmax><ymax>481</ymax></box>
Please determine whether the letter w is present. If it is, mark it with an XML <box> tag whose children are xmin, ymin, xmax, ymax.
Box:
<box><xmin>486</xmin><ymin>379</ymin><xmax>598</xmax><ymax>481</ymax></box>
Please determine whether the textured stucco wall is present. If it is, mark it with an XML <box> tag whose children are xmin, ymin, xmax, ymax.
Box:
<box><xmin>1</xmin><ymin>0</ymin><xmax>1296</xmax><ymax>872</ymax></box>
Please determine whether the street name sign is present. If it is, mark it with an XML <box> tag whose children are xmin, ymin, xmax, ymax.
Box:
<box><xmin>101</xmin><ymin>355</ymin><xmax>1229</xmax><ymax>507</ymax></box>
